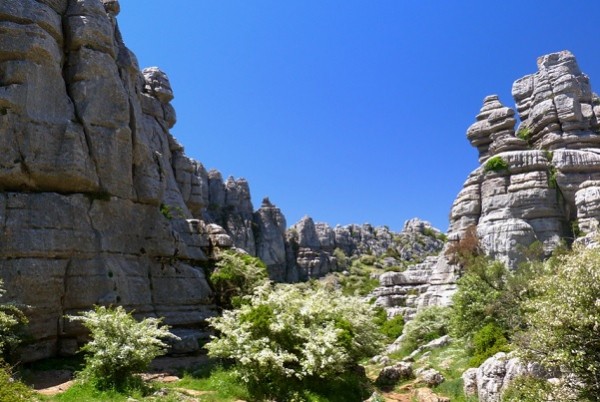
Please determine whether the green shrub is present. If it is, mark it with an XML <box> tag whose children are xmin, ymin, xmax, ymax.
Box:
<box><xmin>333</xmin><ymin>248</ymin><xmax>349</xmax><ymax>270</ymax></box>
<box><xmin>518</xmin><ymin>246</ymin><xmax>600</xmax><ymax>400</ymax></box>
<box><xmin>359</xmin><ymin>254</ymin><xmax>376</xmax><ymax>266</ymax></box>
<box><xmin>68</xmin><ymin>306</ymin><xmax>178</xmax><ymax>391</ymax></box>
<box><xmin>0</xmin><ymin>279</ymin><xmax>27</xmax><ymax>361</ymax></box>
<box><xmin>469</xmin><ymin>322</ymin><xmax>509</xmax><ymax>367</ymax></box>
<box><xmin>379</xmin><ymin>314</ymin><xmax>405</xmax><ymax>341</ymax></box>
<box><xmin>516</xmin><ymin>126</ymin><xmax>531</xmax><ymax>142</ymax></box>
<box><xmin>501</xmin><ymin>375</ymin><xmax>557</xmax><ymax>402</ymax></box>
<box><xmin>210</xmin><ymin>250</ymin><xmax>268</xmax><ymax>308</ymax></box>
<box><xmin>484</xmin><ymin>156</ymin><xmax>509</xmax><ymax>172</ymax></box>
<box><xmin>206</xmin><ymin>282</ymin><xmax>383</xmax><ymax>400</ymax></box>
<box><xmin>0</xmin><ymin>364</ymin><xmax>34</xmax><ymax>402</ymax></box>
<box><xmin>402</xmin><ymin>306</ymin><xmax>451</xmax><ymax>352</ymax></box>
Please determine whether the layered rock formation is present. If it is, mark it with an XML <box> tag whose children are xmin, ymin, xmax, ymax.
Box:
<box><xmin>451</xmin><ymin>50</ymin><xmax>600</xmax><ymax>268</ymax></box>
<box><xmin>285</xmin><ymin>217</ymin><xmax>445</xmax><ymax>282</ymax></box>
<box><xmin>375</xmin><ymin>51</ymin><xmax>600</xmax><ymax>320</ymax></box>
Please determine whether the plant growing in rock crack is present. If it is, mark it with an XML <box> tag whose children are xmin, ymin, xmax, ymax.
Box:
<box><xmin>516</xmin><ymin>126</ymin><xmax>531</xmax><ymax>142</ymax></box>
<box><xmin>484</xmin><ymin>156</ymin><xmax>509</xmax><ymax>172</ymax></box>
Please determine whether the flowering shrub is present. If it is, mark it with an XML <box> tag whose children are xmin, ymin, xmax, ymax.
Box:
<box><xmin>69</xmin><ymin>306</ymin><xmax>178</xmax><ymax>390</ymax></box>
<box><xmin>519</xmin><ymin>246</ymin><xmax>600</xmax><ymax>400</ymax></box>
<box><xmin>206</xmin><ymin>282</ymin><xmax>383</xmax><ymax>398</ymax></box>
<box><xmin>0</xmin><ymin>279</ymin><xmax>27</xmax><ymax>360</ymax></box>
<box><xmin>210</xmin><ymin>250</ymin><xmax>268</xmax><ymax>308</ymax></box>
<box><xmin>401</xmin><ymin>306</ymin><xmax>451</xmax><ymax>352</ymax></box>
<box><xmin>0</xmin><ymin>363</ymin><xmax>34</xmax><ymax>402</ymax></box>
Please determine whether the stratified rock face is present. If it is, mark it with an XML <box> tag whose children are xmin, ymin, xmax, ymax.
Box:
<box><xmin>451</xmin><ymin>50</ymin><xmax>600</xmax><ymax>268</ymax></box>
<box><xmin>0</xmin><ymin>0</ymin><xmax>232</xmax><ymax>361</ymax></box>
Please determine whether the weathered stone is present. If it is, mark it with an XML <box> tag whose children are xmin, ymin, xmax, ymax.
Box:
<box><xmin>375</xmin><ymin>362</ymin><xmax>414</xmax><ymax>386</ymax></box>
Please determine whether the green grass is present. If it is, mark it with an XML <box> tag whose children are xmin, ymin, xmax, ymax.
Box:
<box><xmin>173</xmin><ymin>363</ymin><xmax>250</xmax><ymax>402</ymax></box>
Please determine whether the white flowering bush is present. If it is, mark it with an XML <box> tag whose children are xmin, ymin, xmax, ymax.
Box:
<box><xmin>206</xmin><ymin>282</ymin><xmax>383</xmax><ymax>398</ymax></box>
<box><xmin>210</xmin><ymin>250</ymin><xmax>268</xmax><ymax>308</ymax></box>
<box><xmin>0</xmin><ymin>279</ymin><xmax>27</xmax><ymax>361</ymax></box>
<box><xmin>518</xmin><ymin>245</ymin><xmax>600</xmax><ymax>400</ymax></box>
<box><xmin>69</xmin><ymin>306</ymin><xmax>178</xmax><ymax>390</ymax></box>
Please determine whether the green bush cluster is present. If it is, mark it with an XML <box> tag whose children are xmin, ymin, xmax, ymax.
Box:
<box><xmin>516</xmin><ymin>126</ymin><xmax>531</xmax><ymax>142</ymax></box>
<box><xmin>378</xmin><ymin>313</ymin><xmax>405</xmax><ymax>341</ymax></box>
<box><xmin>484</xmin><ymin>156</ymin><xmax>509</xmax><ymax>172</ymax></box>
<box><xmin>0</xmin><ymin>364</ymin><xmax>34</xmax><ymax>402</ymax></box>
<box><xmin>469</xmin><ymin>322</ymin><xmax>509</xmax><ymax>366</ymax></box>
<box><xmin>402</xmin><ymin>306</ymin><xmax>451</xmax><ymax>352</ymax></box>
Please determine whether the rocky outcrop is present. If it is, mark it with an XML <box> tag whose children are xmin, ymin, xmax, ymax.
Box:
<box><xmin>450</xmin><ymin>50</ymin><xmax>600</xmax><ymax>268</ymax></box>
<box><xmin>465</xmin><ymin>352</ymin><xmax>553</xmax><ymax>402</ymax></box>
<box><xmin>284</xmin><ymin>217</ymin><xmax>445</xmax><ymax>282</ymax></box>
<box><xmin>0</xmin><ymin>0</ymin><xmax>238</xmax><ymax>361</ymax></box>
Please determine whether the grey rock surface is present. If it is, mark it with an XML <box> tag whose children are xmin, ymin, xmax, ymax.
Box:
<box><xmin>0</xmin><ymin>0</ymin><xmax>230</xmax><ymax>361</ymax></box>
<box><xmin>450</xmin><ymin>50</ymin><xmax>600</xmax><ymax>269</ymax></box>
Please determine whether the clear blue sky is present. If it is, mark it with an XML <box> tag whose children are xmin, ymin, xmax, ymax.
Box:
<box><xmin>118</xmin><ymin>1</ymin><xmax>600</xmax><ymax>232</ymax></box>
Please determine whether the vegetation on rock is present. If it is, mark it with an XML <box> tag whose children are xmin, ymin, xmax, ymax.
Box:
<box><xmin>483</xmin><ymin>155</ymin><xmax>509</xmax><ymax>172</ymax></box>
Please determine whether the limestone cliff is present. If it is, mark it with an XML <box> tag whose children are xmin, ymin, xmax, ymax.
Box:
<box><xmin>0</xmin><ymin>0</ymin><xmax>235</xmax><ymax>361</ymax></box>
<box><xmin>451</xmin><ymin>50</ymin><xmax>600</xmax><ymax>268</ymax></box>
<box><xmin>375</xmin><ymin>51</ymin><xmax>600</xmax><ymax>320</ymax></box>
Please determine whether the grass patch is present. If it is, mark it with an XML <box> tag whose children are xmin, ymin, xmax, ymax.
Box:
<box><xmin>174</xmin><ymin>362</ymin><xmax>250</xmax><ymax>402</ymax></box>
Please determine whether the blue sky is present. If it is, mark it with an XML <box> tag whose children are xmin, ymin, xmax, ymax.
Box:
<box><xmin>119</xmin><ymin>1</ymin><xmax>600</xmax><ymax>232</ymax></box>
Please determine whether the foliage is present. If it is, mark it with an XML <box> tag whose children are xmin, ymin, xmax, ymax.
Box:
<box><xmin>378</xmin><ymin>314</ymin><xmax>405</xmax><ymax>341</ymax></box>
<box><xmin>516</xmin><ymin>126</ymin><xmax>531</xmax><ymax>142</ymax></box>
<box><xmin>210</xmin><ymin>250</ymin><xmax>268</xmax><ymax>308</ymax></box>
<box><xmin>401</xmin><ymin>306</ymin><xmax>451</xmax><ymax>352</ymax></box>
<box><xmin>449</xmin><ymin>253</ymin><xmax>545</xmax><ymax>344</ymax></box>
<box><xmin>517</xmin><ymin>245</ymin><xmax>600</xmax><ymax>400</ymax></box>
<box><xmin>570</xmin><ymin>219</ymin><xmax>583</xmax><ymax>239</ymax></box>
<box><xmin>0</xmin><ymin>363</ymin><xmax>35</xmax><ymax>402</ymax></box>
<box><xmin>159</xmin><ymin>203</ymin><xmax>185</xmax><ymax>220</ymax></box>
<box><xmin>469</xmin><ymin>322</ymin><xmax>509</xmax><ymax>366</ymax></box>
<box><xmin>205</xmin><ymin>281</ymin><xmax>383</xmax><ymax>400</ymax></box>
<box><xmin>548</xmin><ymin>165</ymin><xmax>558</xmax><ymax>189</ymax></box>
<box><xmin>333</xmin><ymin>248</ymin><xmax>349</xmax><ymax>270</ymax></box>
<box><xmin>484</xmin><ymin>156</ymin><xmax>509</xmax><ymax>172</ymax></box>
<box><xmin>445</xmin><ymin>225</ymin><xmax>482</xmax><ymax>266</ymax></box>
<box><xmin>0</xmin><ymin>279</ymin><xmax>28</xmax><ymax>360</ymax></box>
<box><xmin>501</xmin><ymin>375</ymin><xmax>581</xmax><ymax>402</ymax></box>
<box><xmin>175</xmin><ymin>362</ymin><xmax>250</xmax><ymax>402</ymax></box>
<box><xmin>68</xmin><ymin>306</ymin><xmax>178</xmax><ymax>391</ymax></box>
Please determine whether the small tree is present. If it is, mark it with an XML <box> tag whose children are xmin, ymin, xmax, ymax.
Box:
<box><xmin>0</xmin><ymin>279</ymin><xmax>27</xmax><ymax>361</ymax></box>
<box><xmin>69</xmin><ymin>306</ymin><xmax>178</xmax><ymax>391</ymax></box>
<box><xmin>210</xmin><ymin>250</ymin><xmax>268</xmax><ymax>308</ymax></box>
<box><xmin>206</xmin><ymin>282</ymin><xmax>384</xmax><ymax>399</ymax></box>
